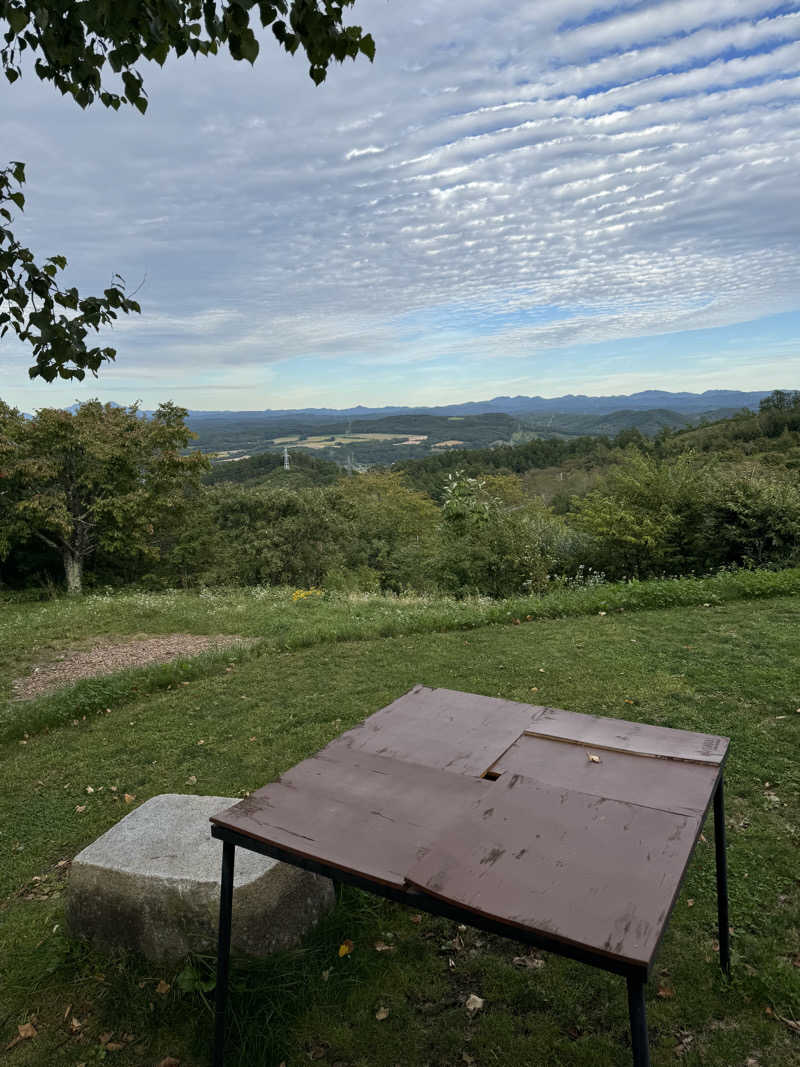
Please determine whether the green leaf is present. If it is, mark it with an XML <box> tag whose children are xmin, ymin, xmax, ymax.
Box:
<box><xmin>7</xmin><ymin>7</ymin><xmax>29</xmax><ymax>34</ymax></box>
<box><xmin>238</xmin><ymin>29</ymin><xmax>260</xmax><ymax>63</ymax></box>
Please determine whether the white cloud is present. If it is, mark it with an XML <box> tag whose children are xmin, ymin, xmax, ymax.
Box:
<box><xmin>1</xmin><ymin>0</ymin><xmax>799</xmax><ymax>408</ymax></box>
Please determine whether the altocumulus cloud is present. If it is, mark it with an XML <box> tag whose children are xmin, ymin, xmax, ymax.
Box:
<box><xmin>1</xmin><ymin>0</ymin><xmax>799</xmax><ymax>409</ymax></box>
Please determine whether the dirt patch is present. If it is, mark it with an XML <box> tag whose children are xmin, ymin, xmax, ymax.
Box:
<box><xmin>12</xmin><ymin>634</ymin><xmax>258</xmax><ymax>701</ymax></box>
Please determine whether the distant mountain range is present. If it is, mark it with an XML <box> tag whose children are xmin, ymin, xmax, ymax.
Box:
<box><xmin>184</xmin><ymin>389</ymin><xmax>774</xmax><ymax>421</ymax></box>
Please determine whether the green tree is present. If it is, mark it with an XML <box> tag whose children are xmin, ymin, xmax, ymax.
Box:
<box><xmin>0</xmin><ymin>399</ymin><xmax>208</xmax><ymax>593</ymax></box>
<box><xmin>436</xmin><ymin>471</ymin><xmax>558</xmax><ymax>598</ymax></box>
<box><xmin>1</xmin><ymin>1</ymin><xmax>374</xmax><ymax>381</ymax></box>
<box><xmin>334</xmin><ymin>471</ymin><xmax>439</xmax><ymax>591</ymax></box>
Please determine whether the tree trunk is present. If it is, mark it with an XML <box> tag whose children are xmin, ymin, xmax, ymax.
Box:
<box><xmin>64</xmin><ymin>551</ymin><xmax>83</xmax><ymax>595</ymax></box>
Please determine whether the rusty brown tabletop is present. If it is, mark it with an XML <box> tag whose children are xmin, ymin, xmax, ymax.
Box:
<box><xmin>211</xmin><ymin>685</ymin><xmax>731</xmax><ymax>1067</ymax></box>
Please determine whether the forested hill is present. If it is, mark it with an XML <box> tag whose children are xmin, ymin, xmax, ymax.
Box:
<box><xmin>203</xmin><ymin>449</ymin><xmax>340</xmax><ymax>487</ymax></box>
<box><xmin>191</xmin><ymin>406</ymin><xmax>739</xmax><ymax>468</ymax></box>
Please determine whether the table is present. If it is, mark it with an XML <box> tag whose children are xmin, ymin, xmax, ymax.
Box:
<box><xmin>210</xmin><ymin>685</ymin><xmax>731</xmax><ymax>1066</ymax></box>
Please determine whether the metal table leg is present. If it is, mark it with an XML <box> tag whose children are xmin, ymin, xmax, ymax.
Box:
<box><xmin>713</xmin><ymin>775</ymin><xmax>731</xmax><ymax>976</ymax></box>
<box><xmin>626</xmin><ymin>975</ymin><xmax>650</xmax><ymax>1067</ymax></box>
<box><xmin>213</xmin><ymin>841</ymin><xmax>235</xmax><ymax>1067</ymax></box>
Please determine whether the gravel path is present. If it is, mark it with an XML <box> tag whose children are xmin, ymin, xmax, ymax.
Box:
<box><xmin>12</xmin><ymin>634</ymin><xmax>258</xmax><ymax>700</ymax></box>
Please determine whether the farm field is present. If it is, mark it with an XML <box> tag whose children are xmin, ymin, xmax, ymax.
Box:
<box><xmin>1</xmin><ymin>582</ymin><xmax>798</xmax><ymax>1066</ymax></box>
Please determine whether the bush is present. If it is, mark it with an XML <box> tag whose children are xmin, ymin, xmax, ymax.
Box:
<box><xmin>435</xmin><ymin>472</ymin><xmax>569</xmax><ymax>597</ymax></box>
<box><xmin>572</xmin><ymin>451</ymin><xmax>800</xmax><ymax>578</ymax></box>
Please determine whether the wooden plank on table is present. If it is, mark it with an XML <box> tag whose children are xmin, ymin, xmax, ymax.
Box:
<box><xmin>406</xmin><ymin>772</ymin><xmax>701</xmax><ymax>967</ymax></box>
<box><xmin>524</xmin><ymin>707</ymin><xmax>729</xmax><ymax>765</ymax></box>
<box><xmin>329</xmin><ymin>684</ymin><xmax>545</xmax><ymax>777</ymax></box>
<box><xmin>488</xmin><ymin>734</ymin><xmax>719</xmax><ymax>816</ymax></box>
<box><xmin>210</xmin><ymin>747</ymin><xmax>493</xmax><ymax>887</ymax></box>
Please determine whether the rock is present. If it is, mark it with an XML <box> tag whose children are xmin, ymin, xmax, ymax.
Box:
<box><xmin>66</xmin><ymin>794</ymin><xmax>334</xmax><ymax>961</ymax></box>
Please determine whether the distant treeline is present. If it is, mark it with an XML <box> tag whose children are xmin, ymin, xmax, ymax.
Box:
<box><xmin>204</xmin><ymin>450</ymin><xmax>340</xmax><ymax>486</ymax></box>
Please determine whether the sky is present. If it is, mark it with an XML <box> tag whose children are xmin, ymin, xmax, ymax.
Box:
<box><xmin>1</xmin><ymin>0</ymin><xmax>800</xmax><ymax>411</ymax></box>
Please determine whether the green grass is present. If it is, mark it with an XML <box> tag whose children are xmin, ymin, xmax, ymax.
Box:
<box><xmin>3</xmin><ymin>566</ymin><xmax>800</xmax><ymax>741</ymax></box>
<box><xmin>1</xmin><ymin>585</ymin><xmax>799</xmax><ymax>1065</ymax></box>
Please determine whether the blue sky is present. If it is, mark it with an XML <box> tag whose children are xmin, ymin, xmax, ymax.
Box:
<box><xmin>2</xmin><ymin>0</ymin><xmax>799</xmax><ymax>410</ymax></box>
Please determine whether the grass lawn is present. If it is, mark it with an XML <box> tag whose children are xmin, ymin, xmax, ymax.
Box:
<box><xmin>0</xmin><ymin>586</ymin><xmax>798</xmax><ymax>1065</ymax></box>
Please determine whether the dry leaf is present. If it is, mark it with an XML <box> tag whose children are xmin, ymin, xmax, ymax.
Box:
<box><xmin>155</xmin><ymin>979</ymin><xmax>171</xmax><ymax>995</ymax></box>
<box><xmin>75</xmin><ymin>804</ymin><xmax>87</xmax><ymax>813</ymax></box>
<box><xmin>105</xmin><ymin>1042</ymin><xmax>125</xmax><ymax>1052</ymax></box>
<box><xmin>5</xmin><ymin>1022</ymin><xmax>37</xmax><ymax>1050</ymax></box>
<box><xmin>85</xmin><ymin>786</ymin><xmax>94</xmax><ymax>794</ymax></box>
<box><xmin>586</xmin><ymin>752</ymin><xmax>601</xmax><ymax>764</ymax></box>
<box><xmin>410</xmin><ymin>914</ymin><xmax>423</xmax><ymax>924</ymax></box>
<box><xmin>687</xmin><ymin>899</ymin><xmax>695</xmax><ymax>908</ymax></box>
<box><xmin>657</xmin><ymin>985</ymin><xmax>675</xmax><ymax>999</ymax></box>
<box><xmin>374</xmin><ymin>941</ymin><xmax>395</xmax><ymax>953</ymax></box>
<box><xmin>63</xmin><ymin>1004</ymin><xmax>71</xmax><ymax>1019</ymax></box>
<box><xmin>321</xmin><ymin>969</ymin><xmax>331</xmax><ymax>981</ymax></box>
<box><xmin>99</xmin><ymin>1031</ymin><xmax>114</xmax><ymax>1045</ymax></box>
<box><xmin>69</xmin><ymin>1016</ymin><xmax>83</xmax><ymax>1033</ymax></box>
<box><xmin>512</xmin><ymin>955</ymin><xmax>544</xmax><ymax>970</ymax></box>
<box><xmin>338</xmin><ymin>939</ymin><xmax>353</xmax><ymax>958</ymax></box>
<box><xmin>465</xmin><ymin>993</ymin><xmax>485</xmax><ymax>1015</ymax></box>
<box><xmin>124</xmin><ymin>793</ymin><xmax>136</xmax><ymax>804</ymax></box>
<box><xmin>185</xmin><ymin>775</ymin><xmax>197</xmax><ymax>786</ymax></box>
<box><xmin>598</xmin><ymin>611</ymin><xmax>607</xmax><ymax>616</ymax></box>
<box><xmin>375</xmin><ymin>1006</ymin><xmax>389</xmax><ymax>1021</ymax></box>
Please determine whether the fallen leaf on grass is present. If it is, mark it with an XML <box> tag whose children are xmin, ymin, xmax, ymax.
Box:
<box><xmin>105</xmin><ymin>1042</ymin><xmax>125</xmax><ymax>1052</ymax></box>
<box><xmin>410</xmin><ymin>914</ymin><xmax>423</xmax><ymax>924</ymax></box>
<box><xmin>673</xmin><ymin>1030</ymin><xmax>693</xmax><ymax>1056</ymax></box>
<box><xmin>124</xmin><ymin>794</ymin><xmax>136</xmax><ymax>804</ymax></box>
<box><xmin>374</xmin><ymin>941</ymin><xmax>395</xmax><ymax>953</ymax></box>
<box><xmin>321</xmin><ymin>969</ymin><xmax>331</xmax><ymax>981</ymax></box>
<box><xmin>512</xmin><ymin>955</ymin><xmax>544</xmax><ymax>970</ymax></box>
<box><xmin>69</xmin><ymin>1016</ymin><xmax>83</xmax><ymax>1033</ymax></box>
<box><xmin>99</xmin><ymin>1031</ymin><xmax>114</xmax><ymax>1045</ymax></box>
<box><xmin>75</xmin><ymin>804</ymin><xmax>87</xmax><ymax>813</ymax></box>
<box><xmin>338</xmin><ymin>940</ymin><xmax>353</xmax><ymax>958</ymax></box>
<box><xmin>185</xmin><ymin>775</ymin><xmax>197</xmax><ymax>786</ymax></box>
<box><xmin>465</xmin><ymin>994</ymin><xmax>485</xmax><ymax>1015</ymax></box>
<box><xmin>155</xmin><ymin>980</ymin><xmax>171</xmax><ymax>995</ymax></box>
<box><xmin>375</xmin><ymin>1006</ymin><xmax>389</xmax><ymax>1021</ymax></box>
<box><xmin>5</xmin><ymin>1022</ymin><xmax>37</xmax><ymax>1050</ymax></box>
<box><xmin>657</xmin><ymin>985</ymin><xmax>675</xmax><ymax>999</ymax></box>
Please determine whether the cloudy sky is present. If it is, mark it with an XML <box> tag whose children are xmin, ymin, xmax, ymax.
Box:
<box><xmin>2</xmin><ymin>0</ymin><xmax>800</xmax><ymax>411</ymax></box>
